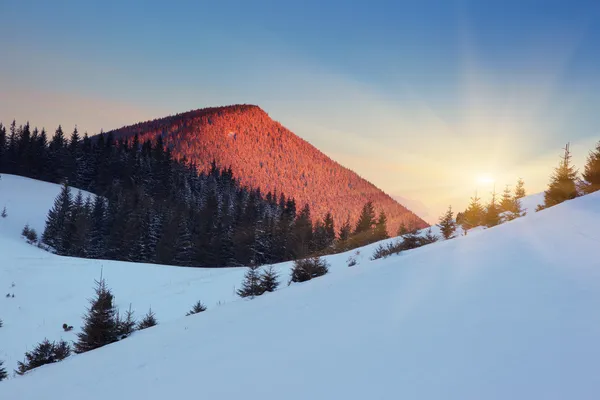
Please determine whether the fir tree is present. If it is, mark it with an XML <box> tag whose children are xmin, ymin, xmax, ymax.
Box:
<box><xmin>437</xmin><ymin>205</ymin><xmax>456</xmax><ymax>240</ymax></box>
<box><xmin>421</xmin><ymin>227</ymin><xmax>439</xmax><ymax>244</ymax></box>
<box><xmin>16</xmin><ymin>339</ymin><xmax>71</xmax><ymax>375</ymax></box>
<box><xmin>484</xmin><ymin>187</ymin><xmax>500</xmax><ymax>227</ymax></box>
<box><xmin>0</xmin><ymin>359</ymin><xmax>7</xmax><ymax>381</ymax></box>
<box><xmin>354</xmin><ymin>201</ymin><xmax>376</xmax><ymax>235</ymax></box>
<box><xmin>541</xmin><ymin>143</ymin><xmax>579</xmax><ymax>209</ymax></box>
<box><xmin>338</xmin><ymin>216</ymin><xmax>351</xmax><ymax>243</ymax></box>
<box><xmin>117</xmin><ymin>304</ymin><xmax>136</xmax><ymax>339</ymax></box>
<box><xmin>499</xmin><ymin>185</ymin><xmax>514</xmax><ymax>213</ymax></box>
<box><xmin>260</xmin><ymin>266</ymin><xmax>280</xmax><ymax>293</ymax></box>
<box><xmin>137</xmin><ymin>308</ymin><xmax>158</xmax><ymax>330</ymax></box>
<box><xmin>1</xmin><ymin>206</ymin><xmax>6</xmax><ymax>218</ymax></box>
<box><xmin>290</xmin><ymin>256</ymin><xmax>329</xmax><ymax>283</ymax></box>
<box><xmin>462</xmin><ymin>192</ymin><xmax>484</xmax><ymax>230</ymax></box>
<box><xmin>186</xmin><ymin>300</ymin><xmax>207</xmax><ymax>316</ymax></box>
<box><xmin>42</xmin><ymin>182</ymin><xmax>72</xmax><ymax>252</ymax></box>
<box><xmin>583</xmin><ymin>140</ymin><xmax>600</xmax><ymax>194</ymax></box>
<box><xmin>237</xmin><ymin>265</ymin><xmax>264</xmax><ymax>298</ymax></box>
<box><xmin>74</xmin><ymin>277</ymin><xmax>119</xmax><ymax>354</ymax></box>
<box><xmin>514</xmin><ymin>178</ymin><xmax>526</xmax><ymax>199</ymax></box>
<box><xmin>373</xmin><ymin>210</ymin><xmax>389</xmax><ymax>241</ymax></box>
<box><xmin>397</xmin><ymin>222</ymin><xmax>408</xmax><ymax>236</ymax></box>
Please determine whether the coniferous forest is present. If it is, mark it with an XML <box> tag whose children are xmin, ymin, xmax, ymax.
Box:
<box><xmin>0</xmin><ymin>121</ymin><xmax>389</xmax><ymax>267</ymax></box>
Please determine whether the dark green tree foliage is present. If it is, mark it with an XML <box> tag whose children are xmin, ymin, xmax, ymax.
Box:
<box><xmin>186</xmin><ymin>300</ymin><xmax>207</xmax><ymax>316</ymax></box>
<box><xmin>260</xmin><ymin>266</ymin><xmax>280</xmax><ymax>293</ymax></box>
<box><xmin>354</xmin><ymin>201</ymin><xmax>376</xmax><ymax>235</ymax></box>
<box><xmin>290</xmin><ymin>256</ymin><xmax>329</xmax><ymax>283</ymax></box>
<box><xmin>373</xmin><ymin>211</ymin><xmax>389</xmax><ymax>241</ymax></box>
<box><xmin>237</xmin><ymin>266</ymin><xmax>264</xmax><ymax>298</ymax></box>
<box><xmin>0</xmin><ymin>359</ymin><xmax>7</xmax><ymax>381</ymax></box>
<box><xmin>137</xmin><ymin>308</ymin><xmax>158</xmax><ymax>330</ymax></box>
<box><xmin>291</xmin><ymin>204</ymin><xmax>313</xmax><ymax>259</ymax></box>
<box><xmin>541</xmin><ymin>143</ymin><xmax>579</xmax><ymax>209</ymax></box>
<box><xmin>422</xmin><ymin>228</ymin><xmax>439</xmax><ymax>244</ymax></box>
<box><xmin>462</xmin><ymin>193</ymin><xmax>484</xmax><ymax>230</ymax></box>
<box><xmin>117</xmin><ymin>305</ymin><xmax>136</xmax><ymax>339</ymax></box>
<box><xmin>41</xmin><ymin>182</ymin><xmax>72</xmax><ymax>252</ymax></box>
<box><xmin>74</xmin><ymin>278</ymin><xmax>119</xmax><ymax>354</ymax></box>
<box><xmin>337</xmin><ymin>216</ymin><xmax>352</xmax><ymax>249</ymax></box>
<box><xmin>484</xmin><ymin>188</ymin><xmax>500</xmax><ymax>227</ymax></box>
<box><xmin>16</xmin><ymin>339</ymin><xmax>71</xmax><ymax>375</ymax></box>
<box><xmin>583</xmin><ymin>141</ymin><xmax>600</xmax><ymax>194</ymax></box>
<box><xmin>437</xmin><ymin>205</ymin><xmax>456</xmax><ymax>240</ymax></box>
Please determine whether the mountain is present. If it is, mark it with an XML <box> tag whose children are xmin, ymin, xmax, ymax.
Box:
<box><xmin>2</xmin><ymin>173</ymin><xmax>598</xmax><ymax>399</ymax></box>
<box><xmin>107</xmin><ymin>105</ymin><xmax>427</xmax><ymax>234</ymax></box>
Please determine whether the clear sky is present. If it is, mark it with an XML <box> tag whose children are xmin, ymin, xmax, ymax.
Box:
<box><xmin>1</xmin><ymin>0</ymin><xmax>600</xmax><ymax>222</ymax></box>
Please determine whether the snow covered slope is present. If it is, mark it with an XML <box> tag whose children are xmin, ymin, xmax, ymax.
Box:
<box><xmin>2</xmin><ymin>173</ymin><xmax>598</xmax><ymax>399</ymax></box>
<box><xmin>0</xmin><ymin>174</ymin><xmax>402</xmax><ymax>373</ymax></box>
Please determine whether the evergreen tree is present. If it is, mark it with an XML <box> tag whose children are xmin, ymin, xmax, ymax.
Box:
<box><xmin>583</xmin><ymin>140</ymin><xmax>600</xmax><ymax>194</ymax></box>
<box><xmin>354</xmin><ymin>201</ymin><xmax>376</xmax><ymax>235</ymax></box>
<box><xmin>117</xmin><ymin>304</ymin><xmax>136</xmax><ymax>339</ymax></box>
<box><xmin>397</xmin><ymin>222</ymin><xmax>408</xmax><ymax>236</ymax></box>
<box><xmin>323</xmin><ymin>212</ymin><xmax>336</xmax><ymax>249</ymax></box>
<box><xmin>1</xmin><ymin>206</ymin><xmax>6</xmax><ymax>218</ymax></box>
<box><xmin>373</xmin><ymin>210</ymin><xmax>389</xmax><ymax>241</ymax></box>
<box><xmin>338</xmin><ymin>216</ymin><xmax>351</xmax><ymax>243</ymax></box>
<box><xmin>74</xmin><ymin>277</ymin><xmax>119</xmax><ymax>354</ymax></box>
<box><xmin>42</xmin><ymin>182</ymin><xmax>72</xmax><ymax>252</ymax></box>
<box><xmin>422</xmin><ymin>227</ymin><xmax>439</xmax><ymax>244</ymax></box>
<box><xmin>484</xmin><ymin>187</ymin><xmax>500</xmax><ymax>227</ymax></box>
<box><xmin>260</xmin><ymin>266</ymin><xmax>280</xmax><ymax>293</ymax></box>
<box><xmin>186</xmin><ymin>300</ymin><xmax>207</xmax><ymax>316</ymax></box>
<box><xmin>514</xmin><ymin>178</ymin><xmax>526</xmax><ymax>199</ymax></box>
<box><xmin>290</xmin><ymin>256</ymin><xmax>329</xmax><ymax>283</ymax></box>
<box><xmin>137</xmin><ymin>308</ymin><xmax>158</xmax><ymax>330</ymax></box>
<box><xmin>499</xmin><ymin>185</ymin><xmax>514</xmax><ymax>213</ymax></box>
<box><xmin>16</xmin><ymin>339</ymin><xmax>71</xmax><ymax>375</ymax></box>
<box><xmin>437</xmin><ymin>205</ymin><xmax>456</xmax><ymax>240</ymax></box>
<box><xmin>541</xmin><ymin>143</ymin><xmax>579</xmax><ymax>209</ymax></box>
<box><xmin>462</xmin><ymin>192</ymin><xmax>484</xmax><ymax>230</ymax></box>
<box><xmin>0</xmin><ymin>359</ymin><xmax>7</xmax><ymax>381</ymax></box>
<box><xmin>237</xmin><ymin>266</ymin><xmax>264</xmax><ymax>298</ymax></box>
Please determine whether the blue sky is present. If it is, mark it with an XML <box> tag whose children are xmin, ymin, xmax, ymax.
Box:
<box><xmin>1</xmin><ymin>0</ymin><xmax>600</xmax><ymax>220</ymax></box>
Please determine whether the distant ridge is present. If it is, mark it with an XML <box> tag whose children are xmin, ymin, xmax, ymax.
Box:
<box><xmin>108</xmin><ymin>104</ymin><xmax>427</xmax><ymax>234</ymax></box>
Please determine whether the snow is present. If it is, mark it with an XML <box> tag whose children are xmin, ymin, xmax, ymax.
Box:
<box><xmin>3</xmin><ymin>174</ymin><xmax>592</xmax><ymax>400</ymax></box>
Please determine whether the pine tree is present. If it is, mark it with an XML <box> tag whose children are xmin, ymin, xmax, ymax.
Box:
<box><xmin>260</xmin><ymin>266</ymin><xmax>280</xmax><ymax>293</ymax></box>
<box><xmin>541</xmin><ymin>143</ymin><xmax>579</xmax><ymax>209</ymax></box>
<box><xmin>186</xmin><ymin>300</ymin><xmax>207</xmax><ymax>316</ymax></box>
<box><xmin>1</xmin><ymin>206</ymin><xmax>6</xmax><ymax>218</ymax></box>
<box><xmin>354</xmin><ymin>201</ymin><xmax>376</xmax><ymax>235</ymax></box>
<box><xmin>338</xmin><ymin>216</ymin><xmax>351</xmax><ymax>243</ymax></box>
<box><xmin>397</xmin><ymin>222</ymin><xmax>408</xmax><ymax>236</ymax></box>
<box><xmin>583</xmin><ymin>140</ymin><xmax>600</xmax><ymax>194</ymax></box>
<box><xmin>437</xmin><ymin>205</ymin><xmax>456</xmax><ymax>240</ymax></box>
<box><xmin>117</xmin><ymin>304</ymin><xmax>136</xmax><ymax>339</ymax></box>
<box><xmin>74</xmin><ymin>277</ymin><xmax>119</xmax><ymax>354</ymax></box>
<box><xmin>0</xmin><ymin>359</ymin><xmax>7</xmax><ymax>381</ymax></box>
<box><xmin>290</xmin><ymin>256</ymin><xmax>329</xmax><ymax>283</ymax></box>
<box><xmin>237</xmin><ymin>266</ymin><xmax>264</xmax><ymax>298</ymax></box>
<box><xmin>462</xmin><ymin>192</ymin><xmax>484</xmax><ymax>230</ymax></box>
<box><xmin>137</xmin><ymin>308</ymin><xmax>158</xmax><ymax>330</ymax></box>
<box><xmin>16</xmin><ymin>339</ymin><xmax>71</xmax><ymax>375</ymax></box>
<box><xmin>484</xmin><ymin>187</ymin><xmax>500</xmax><ymax>227</ymax></box>
<box><xmin>514</xmin><ymin>178</ymin><xmax>526</xmax><ymax>199</ymax></box>
<box><xmin>373</xmin><ymin>210</ymin><xmax>389</xmax><ymax>241</ymax></box>
<box><xmin>421</xmin><ymin>227</ymin><xmax>439</xmax><ymax>244</ymax></box>
<box><xmin>499</xmin><ymin>185</ymin><xmax>514</xmax><ymax>213</ymax></box>
<box><xmin>42</xmin><ymin>182</ymin><xmax>72</xmax><ymax>253</ymax></box>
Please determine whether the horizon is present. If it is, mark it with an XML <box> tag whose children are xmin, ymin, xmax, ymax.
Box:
<box><xmin>2</xmin><ymin>0</ymin><xmax>600</xmax><ymax>222</ymax></box>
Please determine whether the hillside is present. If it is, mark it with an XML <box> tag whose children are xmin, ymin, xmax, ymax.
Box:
<box><xmin>4</xmin><ymin>176</ymin><xmax>598</xmax><ymax>399</ymax></box>
<box><xmin>107</xmin><ymin>105</ymin><xmax>427</xmax><ymax>234</ymax></box>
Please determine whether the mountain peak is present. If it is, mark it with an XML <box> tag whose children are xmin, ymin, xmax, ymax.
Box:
<box><xmin>108</xmin><ymin>105</ymin><xmax>427</xmax><ymax>233</ymax></box>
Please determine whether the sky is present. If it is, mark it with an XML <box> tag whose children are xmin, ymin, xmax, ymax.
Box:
<box><xmin>1</xmin><ymin>0</ymin><xmax>600</xmax><ymax>222</ymax></box>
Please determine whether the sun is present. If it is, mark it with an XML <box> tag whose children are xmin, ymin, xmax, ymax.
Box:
<box><xmin>475</xmin><ymin>174</ymin><xmax>495</xmax><ymax>186</ymax></box>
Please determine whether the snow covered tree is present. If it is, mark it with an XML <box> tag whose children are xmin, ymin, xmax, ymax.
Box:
<box><xmin>137</xmin><ymin>308</ymin><xmax>158</xmax><ymax>330</ymax></box>
<box><xmin>237</xmin><ymin>265</ymin><xmax>264</xmax><ymax>298</ymax></box>
<box><xmin>514</xmin><ymin>178</ymin><xmax>526</xmax><ymax>199</ymax></box>
<box><xmin>290</xmin><ymin>256</ymin><xmax>329</xmax><ymax>283</ymax></box>
<box><xmin>260</xmin><ymin>266</ymin><xmax>280</xmax><ymax>293</ymax></box>
<box><xmin>74</xmin><ymin>277</ymin><xmax>119</xmax><ymax>354</ymax></box>
<box><xmin>0</xmin><ymin>359</ymin><xmax>7</xmax><ymax>381</ymax></box>
<box><xmin>16</xmin><ymin>339</ymin><xmax>71</xmax><ymax>375</ymax></box>
<box><xmin>373</xmin><ymin>210</ymin><xmax>389</xmax><ymax>241</ymax></box>
<box><xmin>422</xmin><ymin>227</ymin><xmax>439</xmax><ymax>244</ymax></box>
<box><xmin>540</xmin><ymin>143</ymin><xmax>579</xmax><ymax>209</ymax></box>
<box><xmin>437</xmin><ymin>205</ymin><xmax>456</xmax><ymax>240</ymax></box>
<box><xmin>462</xmin><ymin>192</ymin><xmax>484</xmax><ymax>230</ymax></box>
<box><xmin>186</xmin><ymin>300</ymin><xmax>207</xmax><ymax>316</ymax></box>
<box><xmin>42</xmin><ymin>182</ymin><xmax>72</xmax><ymax>252</ymax></box>
<box><xmin>583</xmin><ymin>140</ymin><xmax>600</xmax><ymax>194</ymax></box>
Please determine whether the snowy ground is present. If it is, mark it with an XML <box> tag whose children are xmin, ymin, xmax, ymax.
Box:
<box><xmin>4</xmin><ymin>174</ymin><xmax>591</xmax><ymax>400</ymax></box>
<box><xmin>0</xmin><ymin>174</ymin><xmax>442</xmax><ymax>374</ymax></box>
